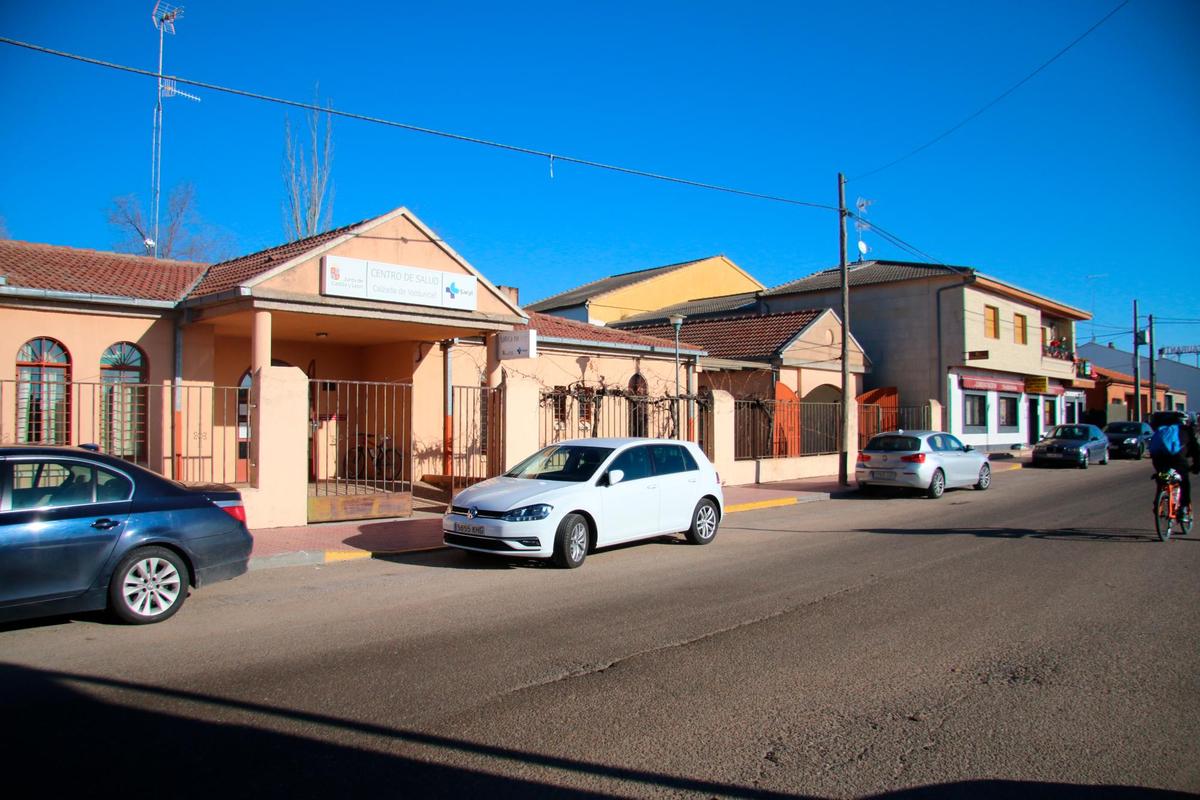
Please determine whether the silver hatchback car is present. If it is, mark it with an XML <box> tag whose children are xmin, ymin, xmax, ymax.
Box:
<box><xmin>856</xmin><ymin>430</ymin><xmax>992</xmax><ymax>499</ymax></box>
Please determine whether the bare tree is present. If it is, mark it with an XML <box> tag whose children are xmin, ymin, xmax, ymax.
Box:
<box><xmin>108</xmin><ymin>183</ymin><xmax>235</xmax><ymax>262</ymax></box>
<box><xmin>0</xmin><ymin>216</ymin><xmax>8</xmax><ymax>239</ymax></box>
<box><xmin>283</xmin><ymin>97</ymin><xmax>334</xmax><ymax>242</ymax></box>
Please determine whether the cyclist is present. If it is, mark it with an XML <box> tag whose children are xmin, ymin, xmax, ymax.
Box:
<box><xmin>1149</xmin><ymin>413</ymin><xmax>1200</xmax><ymax>524</ymax></box>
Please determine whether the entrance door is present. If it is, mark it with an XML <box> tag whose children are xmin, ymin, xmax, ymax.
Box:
<box><xmin>1027</xmin><ymin>398</ymin><xmax>1040</xmax><ymax>443</ymax></box>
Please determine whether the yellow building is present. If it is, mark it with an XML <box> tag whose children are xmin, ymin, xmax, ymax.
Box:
<box><xmin>526</xmin><ymin>255</ymin><xmax>764</xmax><ymax>325</ymax></box>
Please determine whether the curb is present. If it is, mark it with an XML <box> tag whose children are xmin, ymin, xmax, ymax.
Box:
<box><xmin>247</xmin><ymin>485</ymin><xmax>867</xmax><ymax>570</ymax></box>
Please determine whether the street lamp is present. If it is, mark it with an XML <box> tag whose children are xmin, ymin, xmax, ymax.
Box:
<box><xmin>669</xmin><ymin>314</ymin><xmax>684</xmax><ymax>439</ymax></box>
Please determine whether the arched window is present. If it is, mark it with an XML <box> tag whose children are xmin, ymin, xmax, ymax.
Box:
<box><xmin>17</xmin><ymin>337</ymin><xmax>71</xmax><ymax>444</ymax></box>
<box><xmin>100</xmin><ymin>342</ymin><xmax>148</xmax><ymax>460</ymax></box>
<box><xmin>100</xmin><ymin>342</ymin><xmax>146</xmax><ymax>383</ymax></box>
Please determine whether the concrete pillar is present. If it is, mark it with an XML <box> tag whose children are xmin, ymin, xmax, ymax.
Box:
<box><xmin>711</xmin><ymin>389</ymin><xmax>736</xmax><ymax>479</ymax></box>
<box><xmin>928</xmin><ymin>399</ymin><xmax>944</xmax><ymax>431</ymax></box>
<box><xmin>251</xmin><ymin>310</ymin><xmax>272</xmax><ymax>374</ymax></box>
<box><xmin>503</xmin><ymin>373</ymin><xmax>542</xmax><ymax>471</ymax></box>
<box><xmin>242</xmin><ymin>365</ymin><xmax>309</xmax><ymax>529</ymax></box>
<box><xmin>485</xmin><ymin>333</ymin><xmax>503</xmax><ymax>388</ymax></box>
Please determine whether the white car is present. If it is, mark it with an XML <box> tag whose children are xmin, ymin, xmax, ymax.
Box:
<box><xmin>443</xmin><ymin>438</ymin><xmax>724</xmax><ymax>568</ymax></box>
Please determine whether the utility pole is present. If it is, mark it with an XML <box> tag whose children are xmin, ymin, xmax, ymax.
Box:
<box><xmin>1132</xmin><ymin>300</ymin><xmax>1141</xmax><ymax>421</ymax></box>
<box><xmin>838</xmin><ymin>173</ymin><xmax>850</xmax><ymax>486</ymax></box>
<box><xmin>1148</xmin><ymin>314</ymin><xmax>1156</xmax><ymax>413</ymax></box>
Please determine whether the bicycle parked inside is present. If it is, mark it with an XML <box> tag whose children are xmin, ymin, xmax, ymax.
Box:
<box><xmin>344</xmin><ymin>433</ymin><xmax>404</xmax><ymax>482</ymax></box>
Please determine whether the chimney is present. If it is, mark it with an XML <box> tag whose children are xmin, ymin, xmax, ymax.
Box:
<box><xmin>498</xmin><ymin>285</ymin><xmax>520</xmax><ymax>305</ymax></box>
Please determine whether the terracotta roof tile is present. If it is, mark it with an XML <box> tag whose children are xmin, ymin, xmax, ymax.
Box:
<box><xmin>187</xmin><ymin>217</ymin><xmax>374</xmax><ymax>298</ymax></box>
<box><xmin>1093</xmin><ymin>364</ymin><xmax>1169</xmax><ymax>389</ymax></box>
<box><xmin>519</xmin><ymin>311</ymin><xmax>704</xmax><ymax>353</ymax></box>
<box><xmin>0</xmin><ymin>239</ymin><xmax>206</xmax><ymax>302</ymax></box>
<box><xmin>620</xmin><ymin>309</ymin><xmax>825</xmax><ymax>361</ymax></box>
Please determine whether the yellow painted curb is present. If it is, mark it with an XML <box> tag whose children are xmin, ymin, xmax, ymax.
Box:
<box><xmin>324</xmin><ymin>550</ymin><xmax>372</xmax><ymax>563</ymax></box>
<box><xmin>988</xmin><ymin>461</ymin><xmax>1024</xmax><ymax>472</ymax></box>
<box><xmin>725</xmin><ymin>497</ymin><xmax>799</xmax><ymax>514</ymax></box>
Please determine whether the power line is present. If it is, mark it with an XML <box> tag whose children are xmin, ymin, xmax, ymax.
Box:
<box><xmin>0</xmin><ymin>36</ymin><xmax>843</xmax><ymax>214</ymax></box>
<box><xmin>851</xmin><ymin>0</ymin><xmax>1130</xmax><ymax>182</ymax></box>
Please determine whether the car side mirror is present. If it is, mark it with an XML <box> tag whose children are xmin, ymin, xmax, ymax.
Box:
<box><xmin>606</xmin><ymin>469</ymin><xmax>625</xmax><ymax>486</ymax></box>
<box><xmin>963</xmin><ymin>444</ymin><xmax>974</xmax><ymax>452</ymax></box>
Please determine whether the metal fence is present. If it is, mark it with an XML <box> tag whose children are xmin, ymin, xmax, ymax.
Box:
<box><xmin>734</xmin><ymin>399</ymin><xmax>841</xmax><ymax>460</ymax></box>
<box><xmin>857</xmin><ymin>404</ymin><xmax>932</xmax><ymax>448</ymax></box>
<box><xmin>0</xmin><ymin>378</ymin><xmax>249</xmax><ymax>484</ymax></box>
<box><xmin>539</xmin><ymin>387</ymin><xmax>680</xmax><ymax>446</ymax></box>
<box><xmin>451</xmin><ymin>384</ymin><xmax>505</xmax><ymax>491</ymax></box>
<box><xmin>309</xmin><ymin>379</ymin><xmax>413</xmax><ymax>497</ymax></box>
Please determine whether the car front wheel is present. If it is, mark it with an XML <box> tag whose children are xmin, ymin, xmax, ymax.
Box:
<box><xmin>109</xmin><ymin>546</ymin><xmax>189</xmax><ymax>624</ymax></box>
<box><xmin>685</xmin><ymin>498</ymin><xmax>719</xmax><ymax>545</ymax></box>
<box><xmin>552</xmin><ymin>513</ymin><xmax>589</xmax><ymax>569</ymax></box>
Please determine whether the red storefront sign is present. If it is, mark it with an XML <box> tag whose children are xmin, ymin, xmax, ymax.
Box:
<box><xmin>961</xmin><ymin>376</ymin><xmax>1024</xmax><ymax>393</ymax></box>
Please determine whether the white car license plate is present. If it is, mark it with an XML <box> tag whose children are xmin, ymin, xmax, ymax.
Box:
<box><xmin>871</xmin><ymin>470</ymin><xmax>896</xmax><ymax>480</ymax></box>
<box><xmin>454</xmin><ymin>522</ymin><xmax>485</xmax><ymax>535</ymax></box>
<box><xmin>1043</xmin><ymin>453</ymin><xmax>1061</xmax><ymax>459</ymax></box>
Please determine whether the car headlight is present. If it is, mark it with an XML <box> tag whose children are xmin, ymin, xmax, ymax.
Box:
<box><xmin>1123</xmin><ymin>438</ymin><xmax>1136</xmax><ymax>445</ymax></box>
<box><xmin>502</xmin><ymin>504</ymin><xmax>552</xmax><ymax>522</ymax></box>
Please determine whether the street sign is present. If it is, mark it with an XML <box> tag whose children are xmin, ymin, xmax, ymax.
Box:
<box><xmin>498</xmin><ymin>329</ymin><xmax>537</xmax><ymax>360</ymax></box>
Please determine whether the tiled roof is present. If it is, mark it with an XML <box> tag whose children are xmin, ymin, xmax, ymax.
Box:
<box><xmin>619</xmin><ymin>309</ymin><xmax>824</xmax><ymax>361</ymax></box>
<box><xmin>519</xmin><ymin>311</ymin><xmax>704</xmax><ymax>354</ymax></box>
<box><xmin>1093</xmin><ymin>364</ymin><xmax>1169</xmax><ymax>389</ymax></box>
<box><xmin>524</xmin><ymin>256</ymin><xmax>714</xmax><ymax>312</ymax></box>
<box><xmin>0</xmin><ymin>239</ymin><xmax>206</xmax><ymax>302</ymax></box>
<box><xmin>612</xmin><ymin>291</ymin><xmax>761</xmax><ymax>325</ymax></box>
<box><xmin>765</xmin><ymin>260</ymin><xmax>972</xmax><ymax>295</ymax></box>
<box><xmin>188</xmin><ymin>216</ymin><xmax>374</xmax><ymax>298</ymax></box>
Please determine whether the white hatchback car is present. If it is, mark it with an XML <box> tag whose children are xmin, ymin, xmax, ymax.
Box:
<box><xmin>443</xmin><ymin>438</ymin><xmax>724</xmax><ymax>568</ymax></box>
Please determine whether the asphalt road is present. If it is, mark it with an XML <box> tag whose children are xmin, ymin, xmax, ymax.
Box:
<box><xmin>3</xmin><ymin>459</ymin><xmax>1198</xmax><ymax>799</ymax></box>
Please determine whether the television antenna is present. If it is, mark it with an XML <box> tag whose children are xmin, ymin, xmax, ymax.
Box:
<box><xmin>854</xmin><ymin>197</ymin><xmax>873</xmax><ymax>261</ymax></box>
<box><xmin>149</xmin><ymin>2</ymin><xmax>199</xmax><ymax>258</ymax></box>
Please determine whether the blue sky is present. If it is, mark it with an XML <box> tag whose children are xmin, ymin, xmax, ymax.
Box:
<box><xmin>1</xmin><ymin>0</ymin><xmax>1198</xmax><ymax>351</ymax></box>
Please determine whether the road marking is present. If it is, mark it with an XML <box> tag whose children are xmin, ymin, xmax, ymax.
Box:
<box><xmin>725</xmin><ymin>497</ymin><xmax>799</xmax><ymax>514</ymax></box>
<box><xmin>324</xmin><ymin>550</ymin><xmax>372</xmax><ymax>562</ymax></box>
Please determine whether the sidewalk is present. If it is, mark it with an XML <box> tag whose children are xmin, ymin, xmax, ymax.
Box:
<box><xmin>247</xmin><ymin>457</ymin><xmax>1029</xmax><ymax>571</ymax></box>
<box><xmin>247</xmin><ymin>475</ymin><xmax>856</xmax><ymax>571</ymax></box>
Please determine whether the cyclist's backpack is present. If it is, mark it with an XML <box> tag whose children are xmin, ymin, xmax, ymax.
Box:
<box><xmin>1150</xmin><ymin>424</ymin><xmax>1182</xmax><ymax>457</ymax></box>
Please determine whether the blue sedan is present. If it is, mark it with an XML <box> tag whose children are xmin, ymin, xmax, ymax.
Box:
<box><xmin>0</xmin><ymin>446</ymin><xmax>252</xmax><ymax>625</ymax></box>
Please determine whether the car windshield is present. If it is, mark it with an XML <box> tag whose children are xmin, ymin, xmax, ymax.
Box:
<box><xmin>1050</xmin><ymin>425</ymin><xmax>1088</xmax><ymax>440</ymax></box>
<box><xmin>865</xmin><ymin>435</ymin><xmax>921</xmax><ymax>452</ymax></box>
<box><xmin>504</xmin><ymin>445</ymin><xmax>614</xmax><ymax>482</ymax></box>
<box><xmin>1105</xmin><ymin>422</ymin><xmax>1141</xmax><ymax>434</ymax></box>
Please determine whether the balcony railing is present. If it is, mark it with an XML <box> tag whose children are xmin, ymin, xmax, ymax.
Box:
<box><xmin>1042</xmin><ymin>343</ymin><xmax>1074</xmax><ymax>361</ymax></box>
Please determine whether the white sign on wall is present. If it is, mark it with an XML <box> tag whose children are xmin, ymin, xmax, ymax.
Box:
<box><xmin>498</xmin><ymin>329</ymin><xmax>537</xmax><ymax>359</ymax></box>
<box><xmin>322</xmin><ymin>255</ymin><xmax>478</xmax><ymax>311</ymax></box>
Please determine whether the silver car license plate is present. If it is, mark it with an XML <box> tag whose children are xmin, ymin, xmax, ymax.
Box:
<box><xmin>454</xmin><ymin>522</ymin><xmax>485</xmax><ymax>535</ymax></box>
<box><xmin>872</xmin><ymin>470</ymin><xmax>896</xmax><ymax>480</ymax></box>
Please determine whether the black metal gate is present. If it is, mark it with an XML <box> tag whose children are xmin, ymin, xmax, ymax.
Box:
<box><xmin>451</xmin><ymin>385</ymin><xmax>506</xmax><ymax>492</ymax></box>
<box><xmin>307</xmin><ymin>379</ymin><xmax>413</xmax><ymax>522</ymax></box>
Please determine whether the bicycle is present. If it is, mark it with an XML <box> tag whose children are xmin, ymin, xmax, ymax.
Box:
<box><xmin>344</xmin><ymin>433</ymin><xmax>404</xmax><ymax>482</ymax></box>
<box><xmin>1153</xmin><ymin>468</ymin><xmax>1193</xmax><ymax>542</ymax></box>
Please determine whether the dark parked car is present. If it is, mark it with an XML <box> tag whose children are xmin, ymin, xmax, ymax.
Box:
<box><xmin>0</xmin><ymin>446</ymin><xmax>252</xmax><ymax>625</ymax></box>
<box><xmin>1031</xmin><ymin>424</ymin><xmax>1109</xmax><ymax>469</ymax></box>
<box><xmin>1103</xmin><ymin>421</ymin><xmax>1153</xmax><ymax>459</ymax></box>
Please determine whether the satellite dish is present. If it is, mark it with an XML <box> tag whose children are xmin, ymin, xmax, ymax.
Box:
<box><xmin>857</xmin><ymin>240</ymin><xmax>869</xmax><ymax>256</ymax></box>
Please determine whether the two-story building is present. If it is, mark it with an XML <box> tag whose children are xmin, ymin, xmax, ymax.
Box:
<box><xmin>760</xmin><ymin>260</ymin><xmax>1093</xmax><ymax>450</ymax></box>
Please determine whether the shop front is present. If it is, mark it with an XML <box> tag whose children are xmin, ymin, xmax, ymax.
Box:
<box><xmin>948</xmin><ymin>369</ymin><xmax>1068</xmax><ymax>451</ymax></box>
